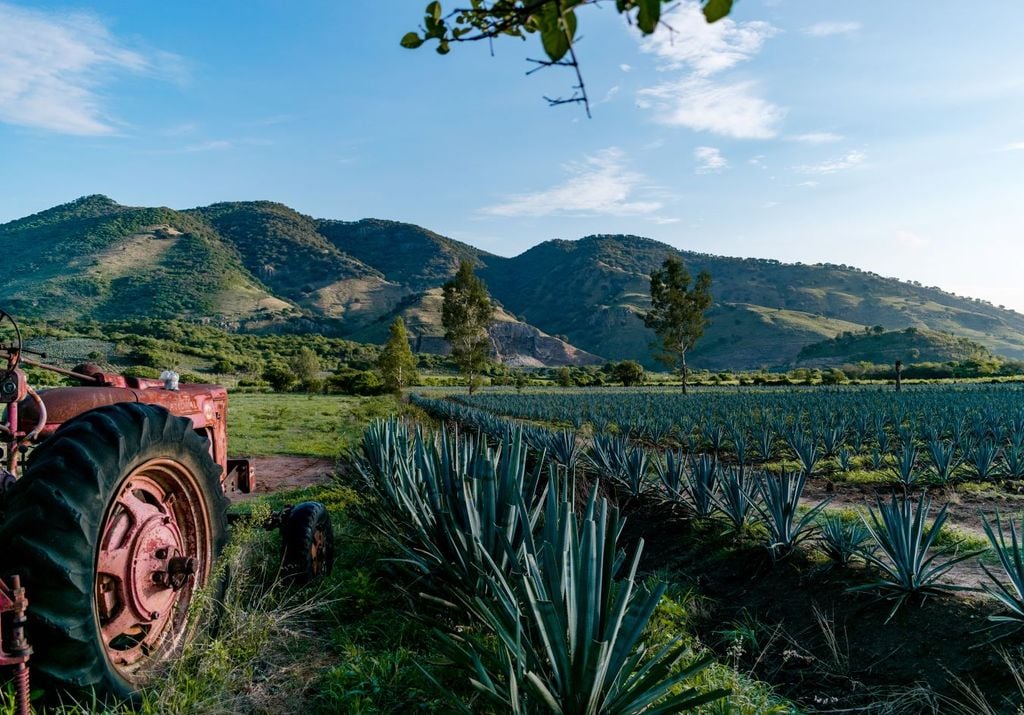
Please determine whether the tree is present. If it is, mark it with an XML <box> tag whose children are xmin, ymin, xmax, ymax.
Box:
<box><xmin>644</xmin><ymin>256</ymin><xmax>712</xmax><ymax>394</ymax></box>
<box><xmin>613</xmin><ymin>360</ymin><xmax>645</xmax><ymax>387</ymax></box>
<box><xmin>378</xmin><ymin>317</ymin><xmax>419</xmax><ymax>394</ymax></box>
<box><xmin>402</xmin><ymin>1</ymin><xmax>735</xmax><ymax>115</ymax></box>
<box><xmin>442</xmin><ymin>260</ymin><xmax>495</xmax><ymax>393</ymax></box>
<box><xmin>289</xmin><ymin>347</ymin><xmax>322</xmax><ymax>392</ymax></box>
<box><xmin>556</xmin><ymin>366</ymin><xmax>573</xmax><ymax>387</ymax></box>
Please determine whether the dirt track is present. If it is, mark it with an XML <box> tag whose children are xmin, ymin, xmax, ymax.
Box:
<box><xmin>229</xmin><ymin>456</ymin><xmax>337</xmax><ymax>502</ymax></box>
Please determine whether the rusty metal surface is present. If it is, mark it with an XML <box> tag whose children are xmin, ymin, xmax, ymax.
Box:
<box><xmin>0</xmin><ymin>575</ymin><xmax>32</xmax><ymax>715</ymax></box>
<box><xmin>96</xmin><ymin>458</ymin><xmax>212</xmax><ymax>684</ymax></box>
<box><xmin>15</xmin><ymin>381</ymin><xmax>232</xmax><ymax>484</ymax></box>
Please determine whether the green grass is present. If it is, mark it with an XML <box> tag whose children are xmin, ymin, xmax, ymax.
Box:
<box><xmin>227</xmin><ymin>393</ymin><xmax>402</xmax><ymax>458</ymax></box>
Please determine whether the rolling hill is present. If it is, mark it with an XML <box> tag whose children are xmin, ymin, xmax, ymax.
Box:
<box><xmin>3</xmin><ymin>195</ymin><xmax>1024</xmax><ymax>369</ymax></box>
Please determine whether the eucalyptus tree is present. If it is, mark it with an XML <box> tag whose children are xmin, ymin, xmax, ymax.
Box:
<box><xmin>644</xmin><ymin>256</ymin><xmax>713</xmax><ymax>394</ymax></box>
<box><xmin>377</xmin><ymin>317</ymin><xmax>419</xmax><ymax>394</ymax></box>
<box><xmin>442</xmin><ymin>260</ymin><xmax>495</xmax><ymax>393</ymax></box>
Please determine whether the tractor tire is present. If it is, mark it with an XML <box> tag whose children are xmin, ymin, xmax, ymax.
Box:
<box><xmin>281</xmin><ymin>501</ymin><xmax>334</xmax><ymax>584</ymax></box>
<box><xmin>0</xmin><ymin>402</ymin><xmax>228</xmax><ymax>702</ymax></box>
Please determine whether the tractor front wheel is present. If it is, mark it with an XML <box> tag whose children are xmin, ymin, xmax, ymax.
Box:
<box><xmin>0</xmin><ymin>403</ymin><xmax>228</xmax><ymax>701</ymax></box>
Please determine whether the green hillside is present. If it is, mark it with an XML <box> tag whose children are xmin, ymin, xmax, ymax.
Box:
<box><xmin>0</xmin><ymin>195</ymin><xmax>291</xmax><ymax>323</ymax></box>
<box><xmin>796</xmin><ymin>327</ymin><xmax>995</xmax><ymax>367</ymax></box>
<box><xmin>5</xmin><ymin>196</ymin><xmax>1024</xmax><ymax>370</ymax></box>
<box><xmin>479</xmin><ymin>235</ymin><xmax>1024</xmax><ymax>368</ymax></box>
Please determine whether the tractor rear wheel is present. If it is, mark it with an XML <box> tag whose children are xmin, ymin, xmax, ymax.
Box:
<box><xmin>0</xmin><ymin>403</ymin><xmax>228</xmax><ymax>701</ymax></box>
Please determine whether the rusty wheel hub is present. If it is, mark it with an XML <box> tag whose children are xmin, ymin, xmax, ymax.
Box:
<box><xmin>96</xmin><ymin>459</ymin><xmax>211</xmax><ymax>678</ymax></box>
<box><xmin>310</xmin><ymin>527</ymin><xmax>327</xmax><ymax>576</ymax></box>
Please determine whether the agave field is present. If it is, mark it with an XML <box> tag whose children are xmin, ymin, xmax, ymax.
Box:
<box><xmin>368</xmin><ymin>385</ymin><xmax>1024</xmax><ymax>712</ymax></box>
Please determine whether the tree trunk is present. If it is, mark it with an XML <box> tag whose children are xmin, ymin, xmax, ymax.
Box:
<box><xmin>681</xmin><ymin>351</ymin><xmax>688</xmax><ymax>395</ymax></box>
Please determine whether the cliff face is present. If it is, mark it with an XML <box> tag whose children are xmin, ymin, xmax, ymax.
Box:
<box><xmin>488</xmin><ymin>321</ymin><xmax>603</xmax><ymax>367</ymax></box>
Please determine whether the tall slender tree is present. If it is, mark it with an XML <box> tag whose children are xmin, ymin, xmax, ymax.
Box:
<box><xmin>442</xmin><ymin>261</ymin><xmax>494</xmax><ymax>393</ymax></box>
<box><xmin>378</xmin><ymin>317</ymin><xmax>419</xmax><ymax>394</ymax></box>
<box><xmin>644</xmin><ymin>256</ymin><xmax>712</xmax><ymax>394</ymax></box>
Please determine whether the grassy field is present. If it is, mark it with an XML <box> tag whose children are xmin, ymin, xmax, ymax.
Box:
<box><xmin>227</xmin><ymin>393</ymin><xmax>402</xmax><ymax>458</ymax></box>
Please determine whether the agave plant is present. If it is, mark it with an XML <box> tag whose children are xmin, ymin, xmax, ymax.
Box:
<box><xmin>653</xmin><ymin>449</ymin><xmax>686</xmax><ymax>501</ymax></box>
<box><xmin>754</xmin><ymin>423</ymin><xmax>775</xmax><ymax>463</ymax></box>
<box><xmin>850</xmin><ymin>493</ymin><xmax>981</xmax><ymax>620</ymax></box>
<box><xmin>837</xmin><ymin>447</ymin><xmax>852</xmax><ymax>473</ymax></box>
<box><xmin>979</xmin><ymin>513</ymin><xmax>1024</xmax><ymax>632</ymax></box>
<box><xmin>927</xmin><ymin>437</ymin><xmax>961</xmax><ymax>486</ymax></box>
<box><xmin>437</xmin><ymin>489</ymin><xmax>729</xmax><ymax>714</ymax></box>
<box><xmin>754</xmin><ymin>470</ymin><xmax>831</xmax><ymax>558</ymax></box>
<box><xmin>617</xmin><ymin>446</ymin><xmax>650</xmax><ymax>499</ymax></box>
<box><xmin>588</xmin><ymin>433</ymin><xmax>628</xmax><ymax>481</ymax></box>
<box><xmin>818</xmin><ymin>513</ymin><xmax>870</xmax><ymax>566</ymax></box>
<box><xmin>967</xmin><ymin>439</ymin><xmax>1002</xmax><ymax>482</ymax></box>
<box><xmin>356</xmin><ymin>418</ymin><xmax>546</xmax><ymax>591</ymax></box>
<box><xmin>684</xmin><ymin>454</ymin><xmax>719</xmax><ymax>519</ymax></box>
<box><xmin>712</xmin><ymin>466</ymin><xmax>757</xmax><ymax>534</ymax></box>
<box><xmin>546</xmin><ymin>429</ymin><xmax>581</xmax><ymax>476</ymax></box>
<box><xmin>1003</xmin><ymin>443</ymin><xmax>1024</xmax><ymax>480</ymax></box>
<box><xmin>891</xmin><ymin>441</ymin><xmax>920</xmax><ymax>490</ymax></box>
<box><xmin>787</xmin><ymin>432</ymin><xmax>820</xmax><ymax>477</ymax></box>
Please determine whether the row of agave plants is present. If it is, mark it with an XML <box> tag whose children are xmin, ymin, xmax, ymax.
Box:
<box><xmin>355</xmin><ymin>417</ymin><xmax>729</xmax><ymax>713</ymax></box>
<box><xmin>445</xmin><ymin>386</ymin><xmax>1024</xmax><ymax>487</ymax></box>
<box><xmin>410</xmin><ymin>393</ymin><xmax>1024</xmax><ymax>630</ymax></box>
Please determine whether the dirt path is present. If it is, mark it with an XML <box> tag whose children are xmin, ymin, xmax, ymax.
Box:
<box><xmin>229</xmin><ymin>456</ymin><xmax>337</xmax><ymax>502</ymax></box>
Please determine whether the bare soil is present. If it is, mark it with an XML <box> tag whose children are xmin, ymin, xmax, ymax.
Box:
<box><xmin>229</xmin><ymin>456</ymin><xmax>337</xmax><ymax>502</ymax></box>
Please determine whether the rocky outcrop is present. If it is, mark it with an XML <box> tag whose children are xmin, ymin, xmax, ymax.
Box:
<box><xmin>488</xmin><ymin>321</ymin><xmax>603</xmax><ymax>367</ymax></box>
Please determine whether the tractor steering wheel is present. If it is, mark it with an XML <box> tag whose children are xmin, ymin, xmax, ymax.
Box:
<box><xmin>0</xmin><ymin>309</ymin><xmax>22</xmax><ymax>381</ymax></box>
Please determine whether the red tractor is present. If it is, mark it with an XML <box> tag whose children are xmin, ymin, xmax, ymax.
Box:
<box><xmin>0</xmin><ymin>310</ymin><xmax>334</xmax><ymax>711</ymax></box>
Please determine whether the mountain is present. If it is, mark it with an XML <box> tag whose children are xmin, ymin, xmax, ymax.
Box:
<box><xmin>478</xmin><ymin>235</ymin><xmax>1024</xmax><ymax>368</ymax></box>
<box><xmin>0</xmin><ymin>196</ymin><xmax>592</xmax><ymax>366</ymax></box>
<box><xmin>796</xmin><ymin>327</ymin><xmax>996</xmax><ymax>367</ymax></box>
<box><xmin>4</xmin><ymin>196</ymin><xmax>1024</xmax><ymax>370</ymax></box>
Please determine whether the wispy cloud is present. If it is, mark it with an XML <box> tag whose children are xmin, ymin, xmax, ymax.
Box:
<box><xmin>695</xmin><ymin>146</ymin><xmax>729</xmax><ymax>173</ymax></box>
<box><xmin>789</xmin><ymin>132</ymin><xmax>843</xmax><ymax>144</ymax></box>
<box><xmin>641</xmin><ymin>5</ymin><xmax>778</xmax><ymax>75</ymax></box>
<box><xmin>793</xmin><ymin>150</ymin><xmax>865</xmax><ymax>174</ymax></box>
<box><xmin>184</xmin><ymin>139</ymin><xmax>233</xmax><ymax>152</ymax></box>
<box><xmin>803</xmin><ymin>21</ymin><xmax>861</xmax><ymax>37</ymax></box>
<box><xmin>638</xmin><ymin>77</ymin><xmax>784</xmax><ymax>139</ymax></box>
<box><xmin>480</xmin><ymin>148</ymin><xmax>662</xmax><ymax>218</ymax></box>
<box><xmin>635</xmin><ymin>2</ymin><xmax>782</xmax><ymax>139</ymax></box>
<box><xmin>1003</xmin><ymin>141</ymin><xmax>1024</xmax><ymax>151</ymax></box>
<box><xmin>0</xmin><ymin>2</ymin><xmax>180</xmax><ymax>135</ymax></box>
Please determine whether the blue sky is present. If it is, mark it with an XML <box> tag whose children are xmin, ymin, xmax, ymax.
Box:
<box><xmin>1</xmin><ymin>1</ymin><xmax>1023</xmax><ymax>310</ymax></box>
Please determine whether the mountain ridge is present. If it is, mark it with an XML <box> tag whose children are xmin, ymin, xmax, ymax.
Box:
<box><xmin>3</xmin><ymin>195</ymin><xmax>1022</xmax><ymax>369</ymax></box>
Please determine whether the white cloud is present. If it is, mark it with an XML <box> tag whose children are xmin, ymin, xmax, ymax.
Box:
<box><xmin>789</xmin><ymin>132</ymin><xmax>843</xmax><ymax>144</ymax></box>
<box><xmin>641</xmin><ymin>3</ymin><xmax>778</xmax><ymax>76</ymax></box>
<box><xmin>620</xmin><ymin>64</ymin><xmax>633</xmax><ymax>73</ymax></box>
<box><xmin>798</xmin><ymin>180</ymin><xmax>819</xmax><ymax>188</ymax></box>
<box><xmin>0</xmin><ymin>3</ymin><xmax>177</xmax><ymax>135</ymax></box>
<box><xmin>803</xmin><ymin>21</ymin><xmax>861</xmax><ymax>37</ymax></box>
<box><xmin>694</xmin><ymin>146</ymin><xmax>729</xmax><ymax>173</ymax></box>
<box><xmin>635</xmin><ymin>2</ymin><xmax>782</xmax><ymax>139</ymax></box>
<box><xmin>761</xmin><ymin>201</ymin><xmax>779</xmax><ymax>209</ymax></box>
<box><xmin>480</xmin><ymin>148</ymin><xmax>662</xmax><ymax>218</ymax></box>
<box><xmin>1003</xmin><ymin>141</ymin><xmax>1024</xmax><ymax>151</ymax></box>
<box><xmin>651</xmin><ymin>216</ymin><xmax>681</xmax><ymax>225</ymax></box>
<box><xmin>793</xmin><ymin>150</ymin><xmax>866</xmax><ymax>174</ymax></box>
<box><xmin>638</xmin><ymin>76</ymin><xmax>784</xmax><ymax>139</ymax></box>
<box><xmin>895</xmin><ymin>229</ymin><xmax>929</xmax><ymax>247</ymax></box>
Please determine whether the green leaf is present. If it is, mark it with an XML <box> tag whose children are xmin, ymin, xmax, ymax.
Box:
<box><xmin>637</xmin><ymin>0</ymin><xmax>661</xmax><ymax>34</ymax></box>
<box><xmin>400</xmin><ymin>32</ymin><xmax>425</xmax><ymax>49</ymax></box>
<box><xmin>702</xmin><ymin>0</ymin><xmax>734</xmax><ymax>23</ymax></box>
<box><xmin>427</xmin><ymin>0</ymin><xmax>442</xmax><ymax>22</ymax></box>
<box><xmin>538</xmin><ymin>5</ymin><xmax>570</xmax><ymax>62</ymax></box>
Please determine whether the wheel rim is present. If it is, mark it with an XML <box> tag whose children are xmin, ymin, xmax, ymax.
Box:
<box><xmin>95</xmin><ymin>458</ymin><xmax>213</xmax><ymax>684</ymax></box>
<box><xmin>310</xmin><ymin>525</ymin><xmax>329</xmax><ymax>577</ymax></box>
